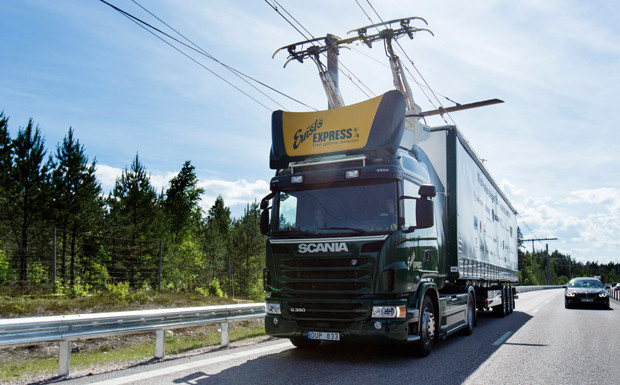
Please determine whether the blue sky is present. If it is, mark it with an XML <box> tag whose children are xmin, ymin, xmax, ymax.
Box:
<box><xmin>1</xmin><ymin>1</ymin><xmax>619</xmax><ymax>264</ymax></box>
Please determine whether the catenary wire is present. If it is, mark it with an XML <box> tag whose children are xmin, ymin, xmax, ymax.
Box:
<box><xmin>100</xmin><ymin>0</ymin><xmax>272</xmax><ymax>111</ymax></box>
<box><xmin>99</xmin><ymin>0</ymin><xmax>315</xmax><ymax>111</ymax></box>
<box><xmin>129</xmin><ymin>0</ymin><xmax>288</xmax><ymax>111</ymax></box>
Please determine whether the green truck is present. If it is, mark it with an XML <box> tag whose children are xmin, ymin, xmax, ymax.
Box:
<box><xmin>259</xmin><ymin>90</ymin><xmax>518</xmax><ymax>356</ymax></box>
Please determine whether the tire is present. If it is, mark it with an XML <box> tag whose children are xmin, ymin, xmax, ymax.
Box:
<box><xmin>290</xmin><ymin>337</ymin><xmax>321</xmax><ymax>349</ymax></box>
<box><xmin>565</xmin><ymin>300</ymin><xmax>571</xmax><ymax>309</ymax></box>
<box><xmin>461</xmin><ymin>292</ymin><xmax>475</xmax><ymax>336</ymax></box>
<box><xmin>507</xmin><ymin>286</ymin><xmax>513</xmax><ymax>314</ymax></box>
<box><xmin>413</xmin><ymin>295</ymin><xmax>437</xmax><ymax>357</ymax></box>
<box><xmin>493</xmin><ymin>288</ymin><xmax>507</xmax><ymax>318</ymax></box>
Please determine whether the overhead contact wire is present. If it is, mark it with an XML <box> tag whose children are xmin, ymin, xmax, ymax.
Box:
<box><xmin>100</xmin><ymin>0</ymin><xmax>314</xmax><ymax>110</ymax></box>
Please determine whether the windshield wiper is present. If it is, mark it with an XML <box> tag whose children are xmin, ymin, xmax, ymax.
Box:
<box><xmin>271</xmin><ymin>229</ymin><xmax>314</xmax><ymax>237</ymax></box>
<box><xmin>318</xmin><ymin>227</ymin><xmax>365</xmax><ymax>234</ymax></box>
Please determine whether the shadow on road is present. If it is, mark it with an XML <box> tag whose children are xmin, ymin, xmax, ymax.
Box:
<box><xmin>169</xmin><ymin>310</ymin><xmax>534</xmax><ymax>385</ymax></box>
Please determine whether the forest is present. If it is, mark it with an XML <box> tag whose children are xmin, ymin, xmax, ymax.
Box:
<box><xmin>1</xmin><ymin>112</ymin><xmax>619</xmax><ymax>302</ymax></box>
<box><xmin>0</xmin><ymin>112</ymin><xmax>265</xmax><ymax>299</ymax></box>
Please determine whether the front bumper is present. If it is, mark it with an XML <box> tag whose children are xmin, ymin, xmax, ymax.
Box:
<box><xmin>565</xmin><ymin>296</ymin><xmax>609</xmax><ymax>307</ymax></box>
<box><xmin>265</xmin><ymin>314</ymin><xmax>416</xmax><ymax>344</ymax></box>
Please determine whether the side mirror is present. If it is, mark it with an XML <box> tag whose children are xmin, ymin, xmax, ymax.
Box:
<box><xmin>402</xmin><ymin>184</ymin><xmax>436</xmax><ymax>232</ymax></box>
<box><xmin>260</xmin><ymin>192</ymin><xmax>275</xmax><ymax>235</ymax></box>
<box><xmin>260</xmin><ymin>210</ymin><xmax>270</xmax><ymax>235</ymax></box>
<box><xmin>418</xmin><ymin>184</ymin><xmax>436</xmax><ymax>198</ymax></box>
<box><xmin>415</xmin><ymin>196</ymin><xmax>434</xmax><ymax>229</ymax></box>
<box><xmin>415</xmin><ymin>184</ymin><xmax>435</xmax><ymax>229</ymax></box>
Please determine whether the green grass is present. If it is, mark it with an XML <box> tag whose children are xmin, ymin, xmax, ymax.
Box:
<box><xmin>0</xmin><ymin>290</ymin><xmax>239</xmax><ymax>318</ymax></box>
<box><xmin>0</xmin><ymin>290</ymin><xmax>265</xmax><ymax>383</ymax></box>
<box><xmin>0</xmin><ymin>322</ymin><xmax>266</xmax><ymax>383</ymax></box>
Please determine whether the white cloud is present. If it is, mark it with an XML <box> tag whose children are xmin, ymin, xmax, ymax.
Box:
<box><xmin>199</xmin><ymin>179</ymin><xmax>270</xmax><ymax>218</ymax></box>
<box><xmin>501</xmin><ymin>180</ymin><xmax>620</xmax><ymax>264</ymax></box>
<box><xmin>95</xmin><ymin>164</ymin><xmax>122</xmax><ymax>194</ymax></box>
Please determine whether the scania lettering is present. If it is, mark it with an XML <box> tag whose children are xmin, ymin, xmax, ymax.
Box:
<box><xmin>261</xmin><ymin>17</ymin><xmax>518</xmax><ymax>356</ymax></box>
<box><xmin>298</xmin><ymin>243</ymin><xmax>349</xmax><ymax>253</ymax></box>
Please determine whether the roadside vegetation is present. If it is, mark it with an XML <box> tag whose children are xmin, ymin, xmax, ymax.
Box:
<box><xmin>0</xmin><ymin>287</ymin><xmax>266</xmax><ymax>383</ymax></box>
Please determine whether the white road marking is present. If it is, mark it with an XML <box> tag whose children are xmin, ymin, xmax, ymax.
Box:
<box><xmin>87</xmin><ymin>341</ymin><xmax>292</xmax><ymax>385</ymax></box>
<box><xmin>492</xmin><ymin>331</ymin><xmax>513</xmax><ymax>346</ymax></box>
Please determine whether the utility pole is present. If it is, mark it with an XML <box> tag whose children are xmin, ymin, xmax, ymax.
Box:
<box><xmin>520</xmin><ymin>237</ymin><xmax>558</xmax><ymax>284</ymax></box>
<box><xmin>326</xmin><ymin>34</ymin><xmax>339</xmax><ymax>109</ymax></box>
<box><xmin>520</xmin><ymin>237</ymin><xmax>558</xmax><ymax>255</ymax></box>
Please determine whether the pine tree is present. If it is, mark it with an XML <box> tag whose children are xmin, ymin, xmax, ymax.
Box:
<box><xmin>163</xmin><ymin>160</ymin><xmax>204</xmax><ymax>243</ymax></box>
<box><xmin>50</xmin><ymin>128</ymin><xmax>103</xmax><ymax>286</ymax></box>
<box><xmin>0</xmin><ymin>112</ymin><xmax>12</xmax><ymax>223</ymax></box>
<box><xmin>107</xmin><ymin>154</ymin><xmax>161</xmax><ymax>287</ymax></box>
<box><xmin>229</xmin><ymin>202</ymin><xmax>265</xmax><ymax>299</ymax></box>
<box><xmin>202</xmin><ymin>195</ymin><xmax>231</xmax><ymax>290</ymax></box>
<box><xmin>7</xmin><ymin>119</ymin><xmax>50</xmax><ymax>283</ymax></box>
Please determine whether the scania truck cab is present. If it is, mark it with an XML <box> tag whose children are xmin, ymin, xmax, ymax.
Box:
<box><xmin>263</xmin><ymin>91</ymin><xmax>464</xmax><ymax>356</ymax></box>
<box><xmin>261</xmin><ymin>18</ymin><xmax>518</xmax><ymax>356</ymax></box>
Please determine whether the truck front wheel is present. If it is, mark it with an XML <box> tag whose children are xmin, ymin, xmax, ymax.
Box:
<box><xmin>461</xmin><ymin>292</ymin><xmax>475</xmax><ymax>336</ymax></box>
<box><xmin>413</xmin><ymin>295</ymin><xmax>436</xmax><ymax>356</ymax></box>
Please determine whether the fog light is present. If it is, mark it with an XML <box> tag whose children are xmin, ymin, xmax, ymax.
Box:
<box><xmin>273</xmin><ymin>317</ymin><xmax>279</xmax><ymax>325</ymax></box>
<box><xmin>266</xmin><ymin>302</ymin><xmax>281</xmax><ymax>314</ymax></box>
<box><xmin>345</xmin><ymin>169</ymin><xmax>359</xmax><ymax>179</ymax></box>
<box><xmin>291</xmin><ymin>175</ymin><xmax>303</xmax><ymax>183</ymax></box>
<box><xmin>374</xmin><ymin>321</ymin><xmax>382</xmax><ymax>330</ymax></box>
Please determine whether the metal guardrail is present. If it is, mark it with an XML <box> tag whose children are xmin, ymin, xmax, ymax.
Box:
<box><xmin>517</xmin><ymin>285</ymin><xmax>620</xmax><ymax>302</ymax></box>
<box><xmin>515</xmin><ymin>285</ymin><xmax>563</xmax><ymax>293</ymax></box>
<box><xmin>611</xmin><ymin>287</ymin><xmax>620</xmax><ymax>302</ymax></box>
<box><xmin>0</xmin><ymin>303</ymin><xmax>265</xmax><ymax>376</ymax></box>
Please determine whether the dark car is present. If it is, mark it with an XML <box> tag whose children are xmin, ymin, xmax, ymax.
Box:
<box><xmin>564</xmin><ymin>277</ymin><xmax>610</xmax><ymax>309</ymax></box>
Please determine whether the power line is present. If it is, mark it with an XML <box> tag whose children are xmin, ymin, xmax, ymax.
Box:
<box><xmin>99</xmin><ymin>0</ymin><xmax>271</xmax><ymax>111</ymax></box>
<box><xmin>129</xmin><ymin>0</ymin><xmax>288</xmax><ymax>111</ymax></box>
<box><xmin>99</xmin><ymin>0</ymin><xmax>314</xmax><ymax>111</ymax></box>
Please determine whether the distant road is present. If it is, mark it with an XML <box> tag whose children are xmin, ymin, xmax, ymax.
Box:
<box><xmin>61</xmin><ymin>289</ymin><xmax>620</xmax><ymax>385</ymax></box>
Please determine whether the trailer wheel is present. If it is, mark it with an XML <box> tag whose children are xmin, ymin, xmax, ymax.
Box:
<box><xmin>507</xmin><ymin>286</ymin><xmax>514</xmax><ymax>314</ymax></box>
<box><xmin>461</xmin><ymin>292</ymin><xmax>475</xmax><ymax>336</ymax></box>
<box><xmin>290</xmin><ymin>337</ymin><xmax>321</xmax><ymax>349</ymax></box>
<box><xmin>493</xmin><ymin>287</ymin><xmax>507</xmax><ymax>318</ymax></box>
<box><xmin>413</xmin><ymin>295</ymin><xmax>436</xmax><ymax>356</ymax></box>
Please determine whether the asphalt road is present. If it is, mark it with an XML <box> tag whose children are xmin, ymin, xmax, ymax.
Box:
<box><xmin>60</xmin><ymin>289</ymin><xmax>620</xmax><ymax>385</ymax></box>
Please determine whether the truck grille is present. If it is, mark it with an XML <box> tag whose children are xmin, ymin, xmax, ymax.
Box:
<box><xmin>277</xmin><ymin>254</ymin><xmax>376</xmax><ymax>325</ymax></box>
<box><xmin>280</xmin><ymin>256</ymin><xmax>374</xmax><ymax>295</ymax></box>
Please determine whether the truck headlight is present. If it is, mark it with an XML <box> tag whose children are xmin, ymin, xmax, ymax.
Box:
<box><xmin>372</xmin><ymin>305</ymin><xmax>406</xmax><ymax>318</ymax></box>
<box><xmin>266</xmin><ymin>302</ymin><xmax>281</xmax><ymax>315</ymax></box>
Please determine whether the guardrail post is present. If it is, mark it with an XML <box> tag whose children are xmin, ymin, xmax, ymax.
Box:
<box><xmin>155</xmin><ymin>329</ymin><xmax>165</xmax><ymax>358</ymax></box>
<box><xmin>220</xmin><ymin>322</ymin><xmax>229</xmax><ymax>347</ymax></box>
<box><xmin>58</xmin><ymin>340</ymin><xmax>70</xmax><ymax>376</ymax></box>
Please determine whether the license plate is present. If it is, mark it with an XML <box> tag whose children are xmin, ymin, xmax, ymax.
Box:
<box><xmin>307</xmin><ymin>331</ymin><xmax>340</xmax><ymax>341</ymax></box>
<box><xmin>581</xmin><ymin>298</ymin><xmax>594</xmax><ymax>302</ymax></box>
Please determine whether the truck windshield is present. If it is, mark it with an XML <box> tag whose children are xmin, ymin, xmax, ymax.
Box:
<box><xmin>273</xmin><ymin>181</ymin><xmax>397</xmax><ymax>236</ymax></box>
